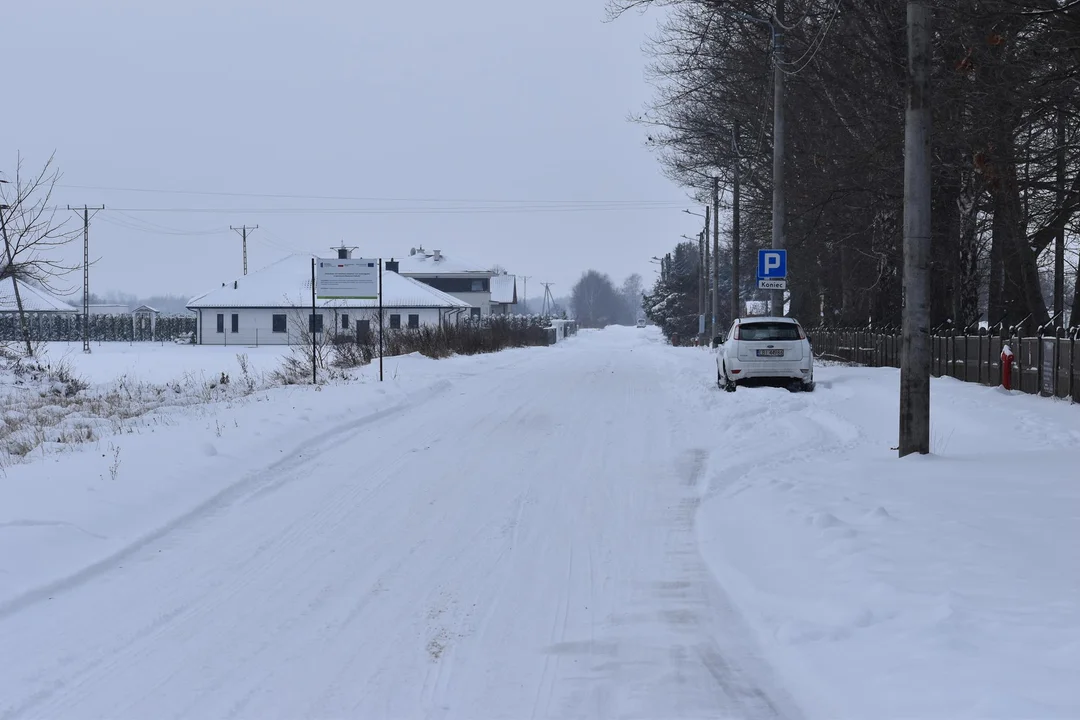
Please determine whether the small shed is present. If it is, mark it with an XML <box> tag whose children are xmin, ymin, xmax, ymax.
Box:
<box><xmin>133</xmin><ymin>305</ymin><xmax>159</xmax><ymax>339</ymax></box>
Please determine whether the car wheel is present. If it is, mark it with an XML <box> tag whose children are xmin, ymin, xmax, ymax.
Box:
<box><xmin>717</xmin><ymin>370</ymin><xmax>724</xmax><ymax>390</ymax></box>
<box><xmin>722</xmin><ymin>364</ymin><xmax>736</xmax><ymax>393</ymax></box>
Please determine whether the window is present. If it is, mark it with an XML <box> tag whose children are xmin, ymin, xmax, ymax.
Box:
<box><xmin>389</xmin><ymin>314</ymin><xmax>401</xmax><ymax>329</ymax></box>
<box><xmin>408</xmin><ymin>314</ymin><xmax>419</xmax><ymax>329</ymax></box>
<box><xmin>341</xmin><ymin>314</ymin><xmax>349</xmax><ymax>329</ymax></box>
<box><xmin>738</xmin><ymin>322</ymin><xmax>801</xmax><ymax>341</ymax></box>
<box><xmin>417</xmin><ymin>277</ymin><xmax>490</xmax><ymax>293</ymax></box>
<box><xmin>470</xmin><ymin>307</ymin><xmax>481</xmax><ymax>320</ymax></box>
<box><xmin>216</xmin><ymin>313</ymin><xmax>225</xmax><ymax>333</ymax></box>
<box><xmin>231</xmin><ymin>313</ymin><xmax>239</xmax><ymax>333</ymax></box>
<box><xmin>357</xmin><ymin>319</ymin><xmax>371</xmax><ymax>343</ymax></box>
<box><xmin>309</xmin><ymin>314</ymin><xmax>324</xmax><ymax>333</ymax></box>
<box><xmin>272</xmin><ymin>314</ymin><xmax>287</xmax><ymax>333</ymax></box>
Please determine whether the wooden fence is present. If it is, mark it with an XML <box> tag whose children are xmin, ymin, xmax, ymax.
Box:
<box><xmin>807</xmin><ymin>328</ymin><xmax>1080</xmax><ymax>403</ymax></box>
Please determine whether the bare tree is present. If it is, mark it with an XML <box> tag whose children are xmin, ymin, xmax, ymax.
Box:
<box><xmin>0</xmin><ymin>154</ymin><xmax>80</xmax><ymax>356</ymax></box>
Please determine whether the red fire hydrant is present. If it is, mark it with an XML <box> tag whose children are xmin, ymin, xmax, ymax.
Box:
<box><xmin>1001</xmin><ymin>344</ymin><xmax>1014</xmax><ymax>390</ymax></box>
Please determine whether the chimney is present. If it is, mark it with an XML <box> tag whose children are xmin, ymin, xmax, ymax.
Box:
<box><xmin>337</xmin><ymin>247</ymin><xmax>350</xmax><ymax>260</ymax></box>
<box><xmin>233</xmin><ymin>280</ymin><xmax>238</xmax><ymax>289</ymax></box>
<box><xmin>385</xmin><ymin>258</ymin><xmax>399</xmax><ymax>273</ymax></box>
<box><xmin>433</xmin><ymin>249</ymin><xmax>442</xmax><ymax>261</ymax></box>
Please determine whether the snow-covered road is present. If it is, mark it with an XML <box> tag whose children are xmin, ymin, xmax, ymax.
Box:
<box><xmin>3</xmin><ymin>327</ymin><xmax>1077</xmax><ymax>719</ymax></box>
<box><xmin>0</xmin><ymin>329</ymin><xmax>801</xmax><ymax>720</ymax></box>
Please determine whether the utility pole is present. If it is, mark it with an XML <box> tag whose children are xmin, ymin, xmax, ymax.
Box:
<box><xmin>520</xmin><ymin>275</ymin><xmax>532</xmax><ymax>313</ymax></box>
<box><xmin>231</xmin><ymin>224</ymin><xmax>258</xmax><ymax>275</ymax></box>
<box><xmin>698</xmin><ymin>230</ymin><xmax>706</xmax><ymax>339</ymax></box>
<box><xmin>899</xmin><ymin>2</ymin><xmax>932</xmax><ymax>458</ymax></box>
<box><xmin>704</xmin><ymin>205</ymin><xmax>711</xmax><ymax>338</ymax></box>
<box><xmin>541</xmin><ymin>283</ymin><xmax>556</xmax><ymax>316</ymax></box>
<box><xmin>68</xmin><ymin>205</ymin><xmax>105</xmax><ymax>354</ymax></box>
<box><xmin>712</xmin><ymin>176</ymin><xmax>720</xmax><ymax>333</ymax></box>
<box><xmin>1055</xmin><ymin>105</ymin><xmax>1066</xmax><ymax>322</ymax></box>
<box><xmin>770</xmin><ymin>0</ymin><xmax>787</xmax><ymax>316</ymax></box>
<box><xmin>732</xmin><ymin>123</ymin><xmax>742</xmax><ymax>323</ymax></box>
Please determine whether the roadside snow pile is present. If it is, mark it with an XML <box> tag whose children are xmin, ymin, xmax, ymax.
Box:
<box><xmin>698</xmin><ymin>369</ymin><xmax>1080</xmax><ymax>720</ymax></box>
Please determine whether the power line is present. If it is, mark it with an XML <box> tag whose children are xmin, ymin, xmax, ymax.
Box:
<box><xmin>50</xmin><ymin>204</ymin><xmax>685</xmax><ymax>216</ymax></box>
<box><xmin>55</xmin><ymin>183</ymin><xmax>685</xmax><ymax>206</ymax></box>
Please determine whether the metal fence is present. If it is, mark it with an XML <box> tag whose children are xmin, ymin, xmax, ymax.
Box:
<box><xmin>0</xmin><ymin>312</ymin><xmax>196</xmax><ymax>343</ymax></box>
<box><xmin>807</xmin><ymin>327</ymin><xmax>1080</xmax><ymax>403</ymax></box>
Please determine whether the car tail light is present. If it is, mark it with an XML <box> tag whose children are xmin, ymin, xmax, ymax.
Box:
<box><xmin>733</xmin><ymin>325</ymin><xmax>741</xmax><ymax>340</ymax></box>
<box><xmin>797</xmin><ymin>325</ymin><xmax>806</xmax><ymax>340</ymax></box>
<box><xmin>730</xmin><ymin>369</ymin><xmax>741</xmax><ymax>374</ymax></box>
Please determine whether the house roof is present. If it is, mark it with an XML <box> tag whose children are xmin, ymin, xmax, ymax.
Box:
<box><xmin>393</xmin><ymin>247</ymin><xmax>492</xmax><ymax>276</ymax></box>
<box><xmin>133</xmin><ymin>305</ymin><xmax>159</xmax><ymax>314</ymax></box>
<box><xmin>186</xmin><ymin>254</ymin><xmax>471</xmax><ymax>310</ymax></box>
<box><xmin>0</xmin><ymin>279</ymin><xmax>78</xmax><ymax>313</ymax></box>
<box><xmin>490</xmin><ymin>274</ymin><xmax>517</xmax><ymax>305</ymax></box>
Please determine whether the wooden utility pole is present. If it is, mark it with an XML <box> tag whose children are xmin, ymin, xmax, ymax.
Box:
<box><xmin>770</xmin><ymin>0</ymin><xmax>787</xmax><ymax>316</ymax></box>
<box><xmin>712</xmin><ymin>177</ymin><xmax>720</xmax><ymax>335</ymax></box>
<box><xmin>68</xmin><ymin>205</ymin><xmax>105</xmax><ymax>354</ymax></box>
<box><xmin>732</xmin><ymin>123</ymin><xmax>741</xmax><ymax>323</ymax></box>
<box><xmin>231</xmin><ymin>224</ymin><xmax>258</xmax><ymax>275</ymax></box>
<box><xmin>899</xmin><ymin>2</ymin><xmax>932</xmax><ymax>457</ymax></box>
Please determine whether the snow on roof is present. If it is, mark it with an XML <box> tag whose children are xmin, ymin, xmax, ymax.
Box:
<box><xmin>186</xmin><ymin>254</ymin><xmax>471</xmax><ymax>310</ymax></box>
<box><xmin>394</xmin><ymin>247</ymin><xmax>492</xmax><ymax>276</ymax></box>
<box><xmin>0</xmin><ymin>279</ymin><xmax>78</xmax><ymax>313</ymax></box>
<box><xmin>133</xmin><ymin>305</ymin><xmax>159</xmax><ymax>314</ymax></box>
<box><xmin>490</xmin><ymin>274</ymin><xmax>517</xmax><ymax>305</ymax></box>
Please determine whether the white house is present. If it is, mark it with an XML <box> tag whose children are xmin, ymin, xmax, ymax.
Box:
<box><xmin>186</xmin><ymin>253</ymin><xmax>471</xmax><ymax>346</ymax></box>
<box><xmin>391</xmin><ymin>247</ymin><xmax>495</xmax><ymax>318</ymax></box>
<box><xmin>0</xmin><ymin>279</ymin><xmax>78</xmax><ymax>314</ymax></box>
<box><xmin>489</xmin><ymin>274</ymin><xmax>518</xmax><ymax>315</ymax></box>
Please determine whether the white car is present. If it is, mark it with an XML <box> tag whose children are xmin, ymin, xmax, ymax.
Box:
<box><xmin>715</xmin><ymin>316</ymin><xmax>814</xmax><ymax>392</ymax></box>
<box><xmin>636</xmin><ymin>318</ymin><xmax>647</xmax><ymax>328</ymax></box>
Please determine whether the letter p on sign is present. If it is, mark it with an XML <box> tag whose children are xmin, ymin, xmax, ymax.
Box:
<box><xmin>757</xmin><ymin>249</ymin><xmax>787</xmax><ymax>279</ymax></box>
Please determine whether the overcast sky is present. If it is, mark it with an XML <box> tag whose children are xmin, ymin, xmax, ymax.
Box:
<box><xmin>7</xmin><ymin>1</ymin><xmax>701</xmax><ymax>303</ymax></box>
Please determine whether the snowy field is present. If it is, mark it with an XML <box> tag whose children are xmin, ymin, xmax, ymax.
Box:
<box><xmin>38</xmin><ymin>341</ymin><xmax>292</xmax><ymax>385</ymax></box>
<box><xmin>0</xmin><ymin>327</ymin><xmax>1077</xmax><ymax>719</ymax></box>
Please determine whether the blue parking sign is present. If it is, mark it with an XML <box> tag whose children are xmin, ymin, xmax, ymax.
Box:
<box><xmin>757</xmin><ymin>249</ymin><xmax>787</xmax><ymax>279</ymax></box>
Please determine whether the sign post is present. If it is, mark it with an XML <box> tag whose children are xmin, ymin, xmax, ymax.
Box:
<box><xmin>757</xmin><ymin>250</ymin><xmax>788</xmax><ymax>310</ymax></box>
<box><xmin>311</xmin><ymin>258</ymin><xmax>317</xmax><ymax>384</ymax></box>
<box><xmin>316</xmin><ymin>257</ymin><xmax>382</xmax><ymax>383</ymax></box>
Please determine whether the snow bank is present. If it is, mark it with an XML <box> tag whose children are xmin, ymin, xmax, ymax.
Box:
<box><xmin>696</xmin><ymin>367</ymin><xmax>1080</xmax><ymax>719</ymax></box>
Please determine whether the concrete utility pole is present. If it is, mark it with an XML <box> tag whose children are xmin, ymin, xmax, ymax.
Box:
<box><xmin>231</xmin><ymin>224</ymin><xmax>258</xmax><ymax>275</ymax></box>
<box><xmin>899</xmin><ymin>2</ymin><xmax>932</xmax><ymax>458</ymax></box>
<box><xmin>770</xmin><ymin>0</ymin><xmax>787</xmax><ymax>316</ymax></box>
<box><xmin>68</xmin><ymin>205</ymin><xmax>105</xmax><ymax>354</ymax></box>
<box><xmin>541</xmin><ymin>283</ymin><xmax>556</xmax><ymax>316</ymax></box>
<box><xmin>704</xmin><ymin>205</ymin><xmax>711</xmax><ymax>338</ymax></box>
<box><xmin>1055</xmin><ymin>105</ymin><xmax>1066</xmax><ymax>321</ymax></box>
<box><xmin>520</xmin><ymin>275</ymin><xmax>532</xmax><ymax>313</ymax></box>
<box><xmin>698</xmin><ymin>230</ymin><xmax>706</xmax><ymax>338</ymax></box>
<box><xmin>731</xmin><ymin>123</ymin><xmax>742</xmax><ymax>323</ymax></box>
<box><xmin>712</xmin><ymin>177</ymin><xmax>720</xmax><ymax>336</ymax></box>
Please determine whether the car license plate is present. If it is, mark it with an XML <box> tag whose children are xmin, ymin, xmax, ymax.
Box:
<box><xmin>756</xmin><ymin>349</ymin><xmax>785</xmax><ymax>358</ymax></box>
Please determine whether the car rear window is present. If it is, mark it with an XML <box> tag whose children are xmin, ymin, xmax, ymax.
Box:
<box><xmin>740</xmin><ymin>322</ymin><xmax>801</xmax><ymax>341</ymax></box>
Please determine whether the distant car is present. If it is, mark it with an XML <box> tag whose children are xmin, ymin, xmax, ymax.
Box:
<box><xmin>715</xmin><ymin>316</ymin><xmax>814</xmax><ymax>392</ymax></box>
<box><xmin>636</xmin><ymin>318</ymin><xmax>647</xmax><ymax>328</ymax></box>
